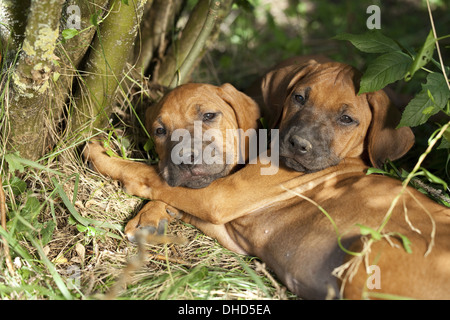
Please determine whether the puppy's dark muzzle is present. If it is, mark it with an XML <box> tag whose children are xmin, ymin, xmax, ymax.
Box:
<box><xmin>279</xmin><ymin>123</ymin><xmax>338</xmax><ymax>172</ymax></box>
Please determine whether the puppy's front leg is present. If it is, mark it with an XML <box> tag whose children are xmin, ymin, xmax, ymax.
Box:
<box><xmin>83</xmin><ymin>140</ymin><xmax>163</xmax><ymax>199</ymax></box>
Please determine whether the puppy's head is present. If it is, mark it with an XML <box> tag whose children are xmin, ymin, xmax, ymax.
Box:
<box><xmin>274</xmin><ymin>61</ymin><xmax>414</xmax><ymax>172</ymax></box>
<box><xmin>145</xmin><ymin>83</ymin><xmax>260</xmax><ymax>188</ymax></box>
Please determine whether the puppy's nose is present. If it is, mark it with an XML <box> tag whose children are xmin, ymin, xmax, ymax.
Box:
<box><xmin>289</xmin><ymin>135</ymin><xmax>312</xmax><ymax>154</ymax></box>
<box><xmin>179</xmin><ymin>148</ymin><xmax>200</xmax><ymax>164</ymax></box>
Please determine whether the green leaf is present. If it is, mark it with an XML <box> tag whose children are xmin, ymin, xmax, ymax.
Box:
<box><xmin>366</xmin><ymin>167</ymin><xmax>388</xmax><ymax>175</ymax></box>
<box><xmin>439</xmin><ymin>137</ymin><xmax>450</xmax><ymax>149</ymax></box>
<box><xmin>5</xmin><ymin>152</ymin><xmax>25</xmax><ymax>173</ymax></box>
<box><xmin>398</xmin><ymin>73</ymin><xmax>450</xmax><ymax>127</ymax></box>
<box><xmin>259</xmin><ymin>117</ymin><xmax>268</xmax><ymax>129</ymax></box>
<box><xmin>356</xmin><ymin>224</ymin><xmax>382</xmax><ymax>241</ymax></box>
<box><xmin>22</xmin><ymin>196</ymin><xmax>40</xmax><ymax>220</ymax></box>
<box><xmin>405</xmin><ymin>30</ymin><xmax>435</xmax><ymax>81</ymax></box>
<box><xmin>5</xmin><ymin>152</ymin><xmax>62</xmax><ymax>175</ymax></box>
<box><xmin>10</xmin><ymin>176</ymin><xmax>27</xmax><ymax>196</ymax></box>
<box><xmin>61</xmin><ymin>28</ymin><xmax>79</xmax><ymax>40</ymax></box>
<box><xmin>422</xmin><ymin>73</ymin><xmax>450</xmax><ymax>109</ymax></box>
<box><xmin>143</xmin><ymin>137</ymin><xmax>155</xmax><ymax>152</ymax></box>
<box><xmin>359</xmin><ymin>51</ymin><xmax>412</xmax><ymax>94</ymax></box>
<box><xmin>439</xmin><ymin>126</ymin><xmax>450</xmax><ymax>149</ymax></box>
<box><xmin>53</xmin><ymin>71</ymin><xmax>61</xmax><ymax>82</ymax></box>
<box><xmin>390</xmin><ymin>232</ymin><xmax>412</xmax><ymax>254</ymax></box>
<box><xmin>416</xmin><ymin>168</ymin><xmax>448</xmax><ymax>190</ymax></box>
<box><xmin>89</xmin><ymin>10</ymin><xmax>102</xmax><ymax>26</ymax></box>
<box><xmin>41</xmin><ymin>220</ymin><xmax>56</xmax><ymax>246</ymax></box>
<box><xmin>333</xmin><ymin>31</ymin><xmax>401</xmax><ymax>53</ymax></box>
<box><xmin>76</xmin><ymin>224</ymin><xmax>104</xmax><ymax>238</ymax></box>
<box><xmin>398</xmin><ymin>91</ymin><xmax>439</xmax><ymax>127</ymax></box>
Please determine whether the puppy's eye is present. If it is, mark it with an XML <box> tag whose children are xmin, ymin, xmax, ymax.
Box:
<box><xmin>294</xmin><ymin>94</ymin><xmax>306</xmax><ymax>104</ymax></box>
<box><xmin>155</xmin><ymin>127</ymin><xmax>166</xmax><ymax>136</ymax></box>
<box><xmin>203</xmin><ymin>113</ymin><xmax>216</xmax><ymax>121</ymax></box>
<box><xmin>339</xmin><ymin>115</ymin><xmax>354</xmax><ymax>125</ymax></box>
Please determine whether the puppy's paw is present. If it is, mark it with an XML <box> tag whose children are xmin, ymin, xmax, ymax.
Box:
<box><xmin>125</xmin><ymin>201</ymin><xmax>183</xmax><ymax>243</ymax></box>
<box><xmin>82</xmin><ymin>139</ymin><xmax>109</xmax><ymax>171</ymax></box>
<box><xmin>83</xmin><ymin>139</ymin><xmax>106</xmax><ymax>160</ymax></box>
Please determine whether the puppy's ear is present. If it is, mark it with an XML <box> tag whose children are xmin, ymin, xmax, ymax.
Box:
<box><xmin>218</xmin><ymin>83</ymin><xmax>261</xmax><ymax>132</ymax></box>
<box><xmin>366</xmin><ymin>90</ymin><xmax>415</xmax><ymax>168</ymax></box>
<box><xmin>259</xmin><ymin>60</ymin><xmax>318</xmax><ymax>129</ymax></box>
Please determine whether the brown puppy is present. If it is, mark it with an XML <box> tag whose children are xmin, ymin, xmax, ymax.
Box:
<box><xmin>146</xmin><ymin>82</ymin><xmax>260</xmax><ymax>189</ymax></box>
<box><xmin>85</xmin><ymin>82</ymin><xmax>260</xmax><ymax>240</ymax></box>
<box><xmin>84</xmin><ymin>58</ymin><xmax>450</xmax><ymax>299</ymax></box>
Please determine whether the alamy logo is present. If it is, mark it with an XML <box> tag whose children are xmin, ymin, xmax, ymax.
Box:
<box><xmin>366</xmin><ymin>5</ymin><xmax>381</xmax><ymax>30</ymax></box>
<box><xmin>66</xmin><ymin>5</ymin><xmax>81</xmax><ymax>30</ymax></box>
<box><xmin>366</xmin><ymin>265</ymin><xmax>381</xmax><ymax>289</ymax></box>
<box><xmin>170</xmin><ymin>121</ymin><xmax>279</xmax><ymax>175</ymax></box>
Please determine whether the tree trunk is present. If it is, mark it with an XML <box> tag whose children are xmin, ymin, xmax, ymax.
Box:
<box><xmin>156</xmin><ymin>0</ymin><xmax>233</xmax><ymax>87</ymax></box>
<box><xmin>6</xmin><ymin>0</ymin><xmax>65</xmax><ymax>160</ymax></box>
<box><xmin>1</xmin><ymin>0</ymin><xmax>108</xmax><ymax>160</ymax></box>
<box><xmin>69</xmin><ymin>0</ymin><xmax>146</xmax><ymax>133</ymax></box>
<box><xmin>132</xmin><ymin>0</ymin><xmax>186</xmax><ymax>74</ymax></box>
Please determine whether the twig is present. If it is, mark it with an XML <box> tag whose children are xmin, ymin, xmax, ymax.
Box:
<box><xmin>169</xmin><ymin>0</ymin><xmax>221</xmax><ymax>89</ymax></box>
<box><xmin>254</xmin><ymin>261</ymin><xmax>287</xmax><ymax>300</ymax></box>
<box><xmin>411</xmin><ymin>177</ymin><xmax>450</xmax><ymax>204</ymax></box>
<box><xmin>102</xmin><ymin>229</ymin><xmax>188</xmax><ymax>299</ymax></box>
<box><xmin>102</xmin><ymin>229</ymin><xmax>149</xmax><ymax>299</ymax></box>
<box><xmin>0</xmin><ymin>174</ymin><xmax>15</xmax><ymax>275</ymax></box>
<box><xmin>426</xmin><ymin>0</ymin><xmax>450</xmax><ymax>91</ymax></box>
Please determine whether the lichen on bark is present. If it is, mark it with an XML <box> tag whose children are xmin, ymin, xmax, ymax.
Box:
<box><xmin>12</xmin><ymin>0</ymin><xmax>64</xmax><ymax>97</ymax></box>
<box><xmin>6</xmin><ymin>0</ymin><xmax>65</xmax><ymax>160</ymax></box>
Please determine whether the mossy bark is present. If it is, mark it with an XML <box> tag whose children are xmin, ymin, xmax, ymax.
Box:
<box><xmin>2</xmin><ymin>0</ymin><xmax>108</xmax><ymax>160</ymax></box>
<box><xmin>70</xmin><ymin>0</ymin><xmax>146</xmax><ymax>133</ymax></box>
<box><xmin>7</xmin><ymin>0</ymin><xmax>65</xmax><ymax>160</ymax></box>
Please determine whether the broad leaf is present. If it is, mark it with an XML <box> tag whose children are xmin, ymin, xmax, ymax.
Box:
<box><xmin>61</xmin><ymin>28</ymin><xmax>79</xmax><ymax>40</ymax></box>
<box><xmin>398</xmin><ymin>90</ymin><xmax>440</xmax><ymax>127</ymax></box>
<box><xmin>334</xmin><ymin>31</ymin><xmax>401</xmax><ymax>53</ymax></box>
<box><xmin>359</xmin><ymin>51</ymin><xmax>412</xmax><ymax>94</ymax></box>
<box><xmin>422</xmin><ymin>73</ymin><xmax>450</xmax><ymax>109</ymax></box>
<box><xmin>5</xmin><ymin>152</ymin><xmax>25</xmax><ymax>173</ymax></box>
<box><xmin>439</xmin><ymin>126</ymin><xmax>450</xmax><ymax>149</ymax></box>
<box><xmin>10</xmin><ymin>176</ymin><xmax>27</xmax><ymax>196</ymax></box>
<box><xmin>405</xmin><ymin>30</ymin><xmax>435</xmax><ymax>81</ymax></box>
<box><xmin>398</xmin><ymin>73</ymin><xmax>450</xmax><ymax>127</ymax></box>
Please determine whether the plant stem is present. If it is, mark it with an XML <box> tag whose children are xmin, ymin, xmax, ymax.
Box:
<box><xmin>426</xmin><ymin>0</ymin><xmax>450</xmax><ymax>91</ymax></box>
<box><xmin>168</xmin><ymin>0</ymin><xmax>221</xmax><ymax>89</ymax></box>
